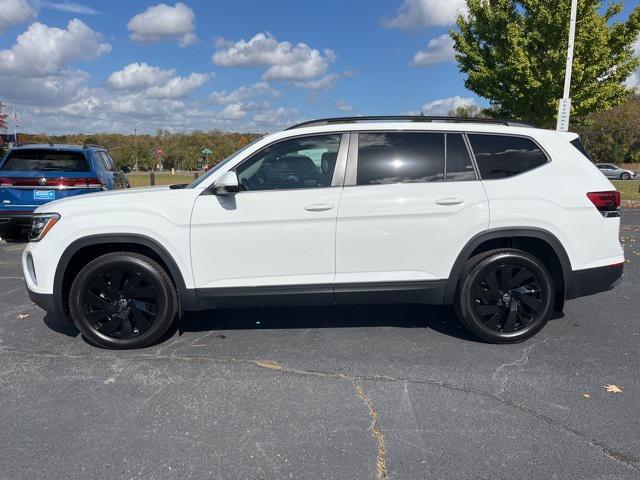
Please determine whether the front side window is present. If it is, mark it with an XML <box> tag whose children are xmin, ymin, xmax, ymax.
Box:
<box><xmin>468</xmin><ymin>134</ymin><xmax>548</xmax><ymax>179</ymax></box>
<box><xmin>356</xmin><ymin>132</ymin><xmax>445</xmax><ymax>185</ymax></box>
<box><xmin>235</xmin><ymin>134</ymin><xmax>341</xmax><ymax>191</ymax></box>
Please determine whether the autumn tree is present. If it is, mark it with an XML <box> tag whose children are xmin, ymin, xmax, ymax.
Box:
<box><xmin>0</xmin><ymin>102</ymin><xmax>8</xmax><ymax>157</ymax></box>
<box><xmin>451</xmin><ymin>0</ymin><xmax>640</xmax><ymax>127</ymax></box>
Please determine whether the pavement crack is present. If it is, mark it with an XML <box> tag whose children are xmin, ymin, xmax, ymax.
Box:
<box><xmin>354</xmin><ymin>382</ymin><xmax>387</xmax><ymax>480</ymax></box>
<box><xmin>2</xmin><ymin>346</ymin><xmax>638</xmax><ymax>472</ymax></box>
<box><xmin>492</xmin><ymin>344</ymin><xmax>536</xmax><ymax>396</ymax></box>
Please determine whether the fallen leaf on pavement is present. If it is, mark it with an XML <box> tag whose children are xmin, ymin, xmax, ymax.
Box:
<box><xmin>17</xmin><ymin>313</ymin><xmax>30</xmax><ymax>319</ymax></box>
<box><xmin>582</xmin><ymin>393</ymin><xmax>590</xmax><ymax>398</ymax></box>
<box><xmin>602</xmin><ymin>384</ymin><xmax>623</xmax><ymax>393</ymax></box>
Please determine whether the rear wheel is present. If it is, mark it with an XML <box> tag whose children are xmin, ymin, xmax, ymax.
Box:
<box><xmin>69</xmin><ymin>252</ymin><xmax>178</xmax><ymax>349</ymax></box>
<box><xmin>620</xmin><ymin>172</ymin><xmax>631</xmax><ymax>180</ymax></box>
<box><xmin>455</xmin><ymin>249</ymin><xmax>554</xmax><ymax>343</ymax></box>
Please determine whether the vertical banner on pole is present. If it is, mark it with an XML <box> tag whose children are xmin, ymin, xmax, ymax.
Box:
<box><xmin>557</xmin><ymin>0</ymin><xmax>578</xmax><ymax>131</ymax></box>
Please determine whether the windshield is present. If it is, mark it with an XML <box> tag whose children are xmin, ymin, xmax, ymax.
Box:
<box><xmin>187</xmin><ymin>138</ymin><xmax>264</xmax><ymax>188</ymax></box>
<box><xmin>2</xmin><ymin>149</ymin><xmax>89</xmax><ymax>172</ymax></box>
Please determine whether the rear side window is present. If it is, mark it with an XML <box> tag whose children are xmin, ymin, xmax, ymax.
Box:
<box><xmin>357</xmin><ymin>132</ymin><xmax>445</xmax><ymax>185</ymax></box>
<box><xmin>570</xmin><ymin>137</ymin><xmax>591</xmax><ymax>160</ymax></box>
<box><xmin>468</xmin><ymin>135</ymin><xmax>547</xmax><ymax>179</ymax></box>
<box><xmin>1</xmin><ymin>149</ymin><xmax>89</xmax><ymax>172</ymax></box>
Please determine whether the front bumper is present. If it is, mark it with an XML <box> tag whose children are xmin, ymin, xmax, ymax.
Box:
<box><xmin>567</xmin><ymin>263</ymin><xmax>624</xmax><ymax>299</ymax></box>
<box><xmin>27</xmin><ymin>285</ymin><xmax>56</xmax><ymax>314</ymax></box>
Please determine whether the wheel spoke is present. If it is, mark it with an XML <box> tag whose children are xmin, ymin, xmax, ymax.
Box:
<box><xmin>128</xmin><ymin>286</ymin><xmax>157</xmax><ymax>300</ymax></box>
<box><xmin>108</xmin><ymin>270</ymin><xmax>124</xmax><ymax>297</ymax></box>
<box><xmin>509</xmin><ymin>267</ymin><xmax>534</xmax><ymax>288</ymax></box>
<box><xmin>485</xmin><ymin>270</ymin><xmax>500</xmax><ymax>295</ymax></box>
<box><xmin>131</xmin><ymin>305</ymin><xmax>150</xmax><ymax>332</ymax></box>
<box><xmin>98</xmin><ymin>315</ymin><xmax>124</xmax><ymax>335</ymax></box>
<box><xmin>120</xmin><ymin>317</ymin><xmax>133</xmax><ymax>338</ymax></box>
<box><xmin>122</xmin><ymin>274</ymin><xmax>142</xmax><ymax>295</ymax></box>
<box><xmin>90</xmin><ymin>274</ymin><xmax>112</xmax><ymax>299</ymax></box>
<box><xmin>485</xmin><ymin>312</ymin><xmax>503</xmax><ymax>330</ymax></box>
<box><xmin>85</xmin><ymin>309</ymin><xmax>109</xmax><ymax>323</ymax></box>
<box><xmin>86</xmin><ymin>292</ymin><xmax>115</xmax><ymax>313</ymax></box>
<box><xmin>502</xmin><ymin>306</ymin><xmax>519</xmax><ymax>332</ymax></box>
<box><xmin>500</xmin><ymin>265</ymin><xmax>513</xmax><ymax>289</ymax></box>
<box><xmin>476</xmin><ymin>304</ymin><xmax>500</xmax><ymax>316</ymax></box>
<box><xmin>514</xmin><ymin>291</ymin><xmax>542</xmax><ymax>312</ymax></box>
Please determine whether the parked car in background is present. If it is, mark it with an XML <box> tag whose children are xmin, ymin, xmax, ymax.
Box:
<box><xmin>0</xmin><ymin>144</ymin><xmax>127</xmax><ymax>238</ymax></box>
<box><xmin>596</xmin><ymin>163</ymin><xmax>637</xmax><ymax>180</ymax></box>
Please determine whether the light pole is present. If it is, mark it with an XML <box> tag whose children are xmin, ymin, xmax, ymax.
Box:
<box><xmin>556</xmin><ymin>0</ymin><xmax>578</xmax><ymax>131</ymax></box>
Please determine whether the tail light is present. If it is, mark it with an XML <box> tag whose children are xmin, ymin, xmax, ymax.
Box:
<box><xmin>587</xmin><ymin>191</ymin><xmax>620</xmax><ymax>217</ymax></box>
<box><xmin>0</xmin><ymin>177</ymin><xmax>103</xmax><ymax>188</ymax></box>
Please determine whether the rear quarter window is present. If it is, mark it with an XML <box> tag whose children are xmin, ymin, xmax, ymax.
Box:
<box><xmin>468</xmin><ymin>134</ymin><xmax>548</xmax><ymax>179</ymax></box>
<box><xmin>1</xmin><ymin>149</ymin><xmax>89</xmax><ymax>172</ymax></box>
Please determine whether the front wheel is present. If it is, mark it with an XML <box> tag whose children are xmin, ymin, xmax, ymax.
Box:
<box><xmin>620</xmin><ymin>172</ymin><xmax>631</xmax><ymax>180</ymax></box>
<box><xmin>69</xmin><ymin>252</ymin><xmax>178</xmax><ymax>349</ymax></box>
<box><xmin>455</xmin><ymin>249</ymin><xmax>554</xmax><ymax>343</ymax></box>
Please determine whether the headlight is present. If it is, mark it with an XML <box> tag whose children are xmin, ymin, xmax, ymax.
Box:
<box><xmin>29</xmin><ymin>213</ymin><xmax>60</xmax><ymax>242</ymax></box>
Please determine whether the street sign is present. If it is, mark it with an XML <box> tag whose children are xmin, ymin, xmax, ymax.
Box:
<box><xmin>201</xmin><ymin>148</ymin><xmax>212</xmax><ymax>156</ymax></box>
<box><xmin>556</xmin><ymin>98</ymin><xmax>571</xmax><ymax>132</ymax></box>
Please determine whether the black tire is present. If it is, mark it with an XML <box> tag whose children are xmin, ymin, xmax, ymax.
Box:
<box><xmin>69</xmin><ymin>252</ymin><xmax>178</xmax><ymax>349</ymax></box>
<box><xmin>455</xmin><ymin>249</ymin><xmax>554</xmax><ymax>343</ymax></box>
<box><xmin>620</xmin><ymin>172</ymin><xmax>630</xmax><ymax>180</ymax></box>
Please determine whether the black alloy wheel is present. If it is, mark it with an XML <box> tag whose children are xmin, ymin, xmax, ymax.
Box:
<box><xmin>456</xmin><ymin>249</ymin><xmax>554</xmax><ymax>343</ymax></box>
<box><xmin>69</xmin><ymin>252</ymin><xmax>177</xmax><ymax>349</ymax></box>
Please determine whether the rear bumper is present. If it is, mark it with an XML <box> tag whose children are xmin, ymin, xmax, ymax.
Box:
<box><xmin>567</xmin><ymin>264</ymin><xmax>624</xmax><ymax>299</ymax></box>
<box><xmin>0</xmin><ymin>211</ymin><xmax>34</xmax><ymax>229</ymax></box>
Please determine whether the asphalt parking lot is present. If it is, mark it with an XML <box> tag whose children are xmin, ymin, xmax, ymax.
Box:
<box><xmin>1</xmin><ymin>211</ymin><xmax>639</xmax><ymax>480</ymax></box>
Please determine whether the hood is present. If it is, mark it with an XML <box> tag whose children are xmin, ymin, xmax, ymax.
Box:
<box><xmin>33</xmin><ymin>185</ymin><xmax>188</xmax><ymax>214</ymax></box>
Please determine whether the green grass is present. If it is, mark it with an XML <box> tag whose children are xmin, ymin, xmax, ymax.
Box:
<box><xmin>127</xmin><ymin>172</ymin><xmax>198</xmax><ymax>188</ymax></box>
<box><xmin>612</xmin><ymin>180</ymin><xmax>640</xmax><ymax>204</ymax></box>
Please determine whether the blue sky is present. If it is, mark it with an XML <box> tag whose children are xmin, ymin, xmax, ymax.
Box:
<box><xmin>0</xmin><ymin>0</ymin><xmax>639</xmax><ymax>134</ymax></box>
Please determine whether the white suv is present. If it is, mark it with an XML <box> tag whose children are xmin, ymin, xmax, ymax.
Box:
<box><xmin>22</xmin><ymin>116</ymin><xmax>624</xmax><ymax>348</ymax></box>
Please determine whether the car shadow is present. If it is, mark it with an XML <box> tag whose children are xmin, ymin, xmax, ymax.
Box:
<box><xmin>44</xmin><ymin>313</ymin><xmax>80</xmax><ymax>337</ymax></box>
<box><xmin>173</xmin><ymin>304</ymin><xmax>480</xmax><ymax>342</ymax></box>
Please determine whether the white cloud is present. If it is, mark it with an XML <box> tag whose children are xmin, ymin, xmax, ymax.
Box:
<box><xmin>146</xmin><ymin>72</ymin><xmax>211</xmax><ymax>98</ymax></box>
<box><xmin>411</xmin><ymin>34</ymin><xmax>455</xmax><ymax>67</ymax></box>
<box><xmin>252</xmin><ymin>107</ymin><xmax>298</xmax><ymax>126</ymax></box>
<box><xmin>336</xmin><ymin>99</ymin><xmax>352</xmax><ymax>112</ymax></box>
<box><xmin>106</xmin><ymin>62</ymin><xmax>176</xmax><ymax>90</ymax></box>
<box><xmin>0</xmin><ymin>0</ymin><xmax>36</xmax><ymax>34</ymax></box>
<box><xmin>208</xmin><ymin>81</ymin><xmax>280</xmax><ymax>104</ymax></box>
<box><xmin>217</xmin><ymin>103</ymin><xmax>247</xmax><ymax>120</ymax></box>
<box><xmin>625</xmin><ymin>36</ymin><xmax>640</xmax><ymax>89</ymax></box>
<box><xmin>419</xmin><ymin>96</ymin><xmax>477</xmax><ymax>115</ymax></box>
<box><xmin>212</xmin><ymin>32</ymin><xmax>335</xmax><ymax>81</ymax></box>
<box><xmin>0</xmin><ymin>19</ymin><xmax>111</xmax><ymax>76</ymax></box>
<box><xmin>382</xmin><ymin>0</ymin><xmax>467</xmax><ymax>30</ymax></box>
<box><xmin>41</xmin><ymin>1</ymin><xmax>99</xmax><ymax>15</ymax></box>
<box><xmin>128</xmin><ymin>2</ymin><xmax>196</xmax><ymax>47</ymax></box>
<box><xmin>106</xmin><ymin>63</ymin><xmax>211</xmax><ymax>98</ymax></box>
<box><xmin>292</xmin><ymin>73</ymin><xmax>340</xmax><ymax>90</ymax></box>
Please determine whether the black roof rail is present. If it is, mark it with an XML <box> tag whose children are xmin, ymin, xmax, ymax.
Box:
<box><xmin>285</xmin><ymin>115</ymin><xmax>537</xmax><ymax>130</ymax></box>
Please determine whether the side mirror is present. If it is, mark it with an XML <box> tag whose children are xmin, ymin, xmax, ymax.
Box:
<box><xmin>212</xmin><ymin>171</ymin><xmax>240</xmax><ymax>195</ymax></box>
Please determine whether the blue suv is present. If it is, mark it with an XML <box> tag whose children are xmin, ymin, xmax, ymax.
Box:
<box><xmin>0</xmin><ymin>144</ymin><xmax>128</xmax><ymax>238</ymax></box>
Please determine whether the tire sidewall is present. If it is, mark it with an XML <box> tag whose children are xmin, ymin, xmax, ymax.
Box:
<box><xmin>459</xmin><ymin>251</ymin><xmax>554</xmax><ymax>343</ymax></box>
<box><xmin>69</xmin><ymin>254</ymin><xmax>176</xmax><ymax>349</ymax></box>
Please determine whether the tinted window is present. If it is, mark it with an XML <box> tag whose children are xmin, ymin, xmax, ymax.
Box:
<box><xmin>468</xmin><ymin>135</ymin><xmax>547</xmax><ymax>179</ymax></box>
<box><xmin>570</xmin><ymin>137</ymin><xmax>591</xmax><ymax>160</ymax></box>
<box><xmin>235</xmin><ymin>134</ymin><xmax>340</xmax><ymax>191</ymax></box>
<box><xmin>103</xmin><ymin>152</ymin><xmax>117</xmax><ymax>171</ymax></box>
<box><xmin>357</xmin><ymin>132</ymin><xmax>445</xmax><ymax>185</ymax></box>
<box><xmin>1</xmin><ymin>149</ymin><xmax>89</xmax><ymax>172</ymax></box>
<box><xmin>446</xmin><ymin>134</ymin><xmax>476</xmax><ymax>181</ymax></box>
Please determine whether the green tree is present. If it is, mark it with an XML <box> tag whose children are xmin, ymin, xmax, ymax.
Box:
<box><xmin>452</xmin><ymin>0</ymin><xmax>640</xmax><ymax>127</ymax></box>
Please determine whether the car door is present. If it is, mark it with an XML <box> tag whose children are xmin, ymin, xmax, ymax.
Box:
<box><xmin>190</xmin><ymin>133</ymin><xmax>348</xmax><ymax>306</ymax></box>
<box><xmin>334</xmin><ymin>131</ymin><xmax>489</xmax><ymax>298</ymax></box>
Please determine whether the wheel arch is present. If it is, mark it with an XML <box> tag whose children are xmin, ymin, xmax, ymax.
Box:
<box><xmin>53</xmin><ymin>234</ymin><xmax>198</xmax><ymax>318</ymax></box>
<box><xmin>445</xmin><ymin>228</ymin><xmax>572</xmax><ymax>311</ymax></box>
